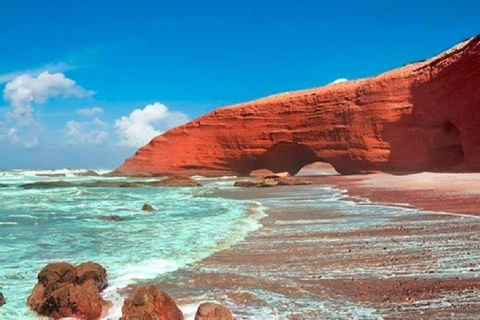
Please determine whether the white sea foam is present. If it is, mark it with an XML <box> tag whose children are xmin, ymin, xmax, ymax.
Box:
<box><xmin>103</xmin><ymin>258</ymin><xmax>181</xmax><ymax>319</ymax></box>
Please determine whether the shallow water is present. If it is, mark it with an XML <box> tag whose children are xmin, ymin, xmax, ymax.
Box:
<box><xmin>0</xmin><ymin>170</ymin><xmax>263</xmax><ymax>319</ymax></box>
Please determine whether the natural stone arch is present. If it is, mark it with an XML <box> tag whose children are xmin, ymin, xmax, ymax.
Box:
<box><xmin>296</xmin><ymin>161</ymin><xmax>339</xmax><ymax>176</ymax></box>
<box><xmin>250</xmin><ymin>142</ymin><xmax>322</xmax><ymax>176</ymax></box>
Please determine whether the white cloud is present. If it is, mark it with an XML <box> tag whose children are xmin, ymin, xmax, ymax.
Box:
<box><xmin>0</xmin><ymin>124</ymin><xmax>19</xmax><ymax>144</ymax></box>
<box><xmin>93</xmin><ymin>117</ymin><xmax>109</xmax><ymax>128</ymax></box>
<box><xmin>0</xmin><ymin>122</ymin><xmax>39</xmax><ymax>148</ymax></box>
<box><xmin>3</xmin><ymin>72</ymin><xmax>94</xmax><ymax>124</ymax></box>
<box><xmin>115</xmin><ymin>102</ymin><xmax>188</xmax><ymax>147</ymax></box>
<box><xmin>330</xmin><ymin>78</ymin><xmax>348</xmax><ymax>84</ymax></box>
<box><xmin>77</xmin><ymin>107</ymin><xmax>103</xmax><ymax>117</ymax></box>
<box><xmin>0</xmin><ymin>62</ymin><xmax>73</xmax><ymax>84</ymax></box>
<box><xmin>65</xmin><ymin>120</ymin><xmax>108</xmax><ymax>145</ymax></box>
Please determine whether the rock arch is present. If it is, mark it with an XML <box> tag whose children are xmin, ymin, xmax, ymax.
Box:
<box><xmin>250</xmin><ymin>142</ymin><xmax>321</xmax><ymax>176</ymax></box>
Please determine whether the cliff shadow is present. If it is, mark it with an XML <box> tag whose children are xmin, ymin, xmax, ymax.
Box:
<box><xmin>248</xmin><ymin>142</ymin><xmax>323</xmax><ymax>176</ymax></box>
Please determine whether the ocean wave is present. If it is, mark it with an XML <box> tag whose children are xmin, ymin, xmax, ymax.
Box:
<box><xmin>0</xmin><ymin>222</ymin><xmax>19</xmax><ymax>225</ymax></box>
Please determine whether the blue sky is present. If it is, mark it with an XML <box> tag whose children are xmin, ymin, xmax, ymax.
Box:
<box><xmin>0</xmin><ymin>0</ymin><xmax>478</xmax><ymax>169</ymax></box>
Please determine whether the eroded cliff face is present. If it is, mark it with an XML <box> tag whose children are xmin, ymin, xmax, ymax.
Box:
<box><xmin>116</xmin><ymin>35</ymin><xmax>480</xmax><ymax>176</ymax></box>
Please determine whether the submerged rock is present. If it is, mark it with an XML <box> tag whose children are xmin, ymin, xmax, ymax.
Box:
<box><xmin>0</xmin><ymin>183</ymin><xmax>9</xmax><ymax>188</ymax></box>
<box><xmin>148</xmin><ymin>175</ymin><xmax>202</xmax><ymax>187</ymax></box>
<box><xmin>78</xmin><ymin>181</ymin><xmax>144</xmax><ymax>188</ymax></box>
<box><xmin>28</xmin><ymin>261</ymin><xmax>110</xmax><ymax>319</ymax></box>
<box><xmin>121</xmin><ymin>286</ymin><xmax>183</xmax><ymax>320</ymax></box>
<box><xmin>77</xmin><ymin>170</ymin><xmax>100</xmax><ymax>177</ymax></box>
<box><xmin>98</xmin><ymin>215</ymin><xmax>125</xmax><ymax>222</ymax></box>
<box><xmin>20</xmin><ymin>181</ymin><xmax>74</xmax><ymax>189</ymax></box>
<box><xmin>0</xmin><ymin>292</ymin><xmax>4</xmax><ymax>307</ymax></box>
<box><xmin>195</xmin><ymin>302</ymin><xmax>234</xmax><ymax>320</ymax></box>
<box><xmin>142</xmin><ymin>203</ymin><xmax>156</xmax><ymax>212</ymax></box>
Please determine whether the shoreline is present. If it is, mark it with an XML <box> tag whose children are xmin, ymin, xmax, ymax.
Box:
<box><xmin>152</xmin><ymin>174</ymin><xmax>480</xmax><ymax>318</ymax></box>
<box><xmin>317</xmin><ymin>172</ymin><xmax>480</xmax><ymax>217</ymax></box>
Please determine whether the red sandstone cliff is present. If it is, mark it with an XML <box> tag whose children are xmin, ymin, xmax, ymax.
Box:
<box><xmin>116</xmin><ymin>35</ymin><xmax>480</xmax><ymax>176</ymax></box>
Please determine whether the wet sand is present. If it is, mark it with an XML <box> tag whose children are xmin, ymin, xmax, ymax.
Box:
<box><xmin>146</xmin><ymin>175</ymin><xmax>480</xmax><ymax>319</ymax></box>
<box><xmin>320</xmin><ymin>172</ymin><xmax>480</xmax><ymax>216</ymax></box>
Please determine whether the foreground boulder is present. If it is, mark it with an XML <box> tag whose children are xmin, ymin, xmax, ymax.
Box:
<box><xmin>28</xmin><ymin>261</ymin><xmax>109</xmax><ymax>319</ymax></box>
<box><xmin>195</xmin><ymin>302</ymin><xmax>234</xmax><ymax>320</ymax></box>
<box><xmin>149</xmin><ymin>175</ymin><xmax>202</xmax><ymax>187</ymax></box>
<box><xmin>121</xmin><ymin>286</ymin><xmax>183</xmax><ymax>320</ymax></box>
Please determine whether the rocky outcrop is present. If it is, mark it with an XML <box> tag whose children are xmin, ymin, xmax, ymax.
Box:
<box><xmin>148</xmin><ymin>175</ymin><xmax>202</xmax><ymax>187</ymax></box>
<box><xmin>121</xmin><ymin>286</ymin><xmax>183</xmax><ymax>320</ymax></box>
<box><xmin>77</xmin><ymin>170</ymin><xmax>100</xmax><ymax>177</ymax></box>
<box><xmin>20</xmin><ymin>181</ymin><xmax>75</xmax><ymax>189</ymax></box>
<box><xmin>116</xmin><ymin>35</ymin><xmax>480</xmax><ymax>176</ymax></box>
<box><xmin>142</xmin><ymin>203</ymin><xmax>156</xmax><ymax>211</ymax></box>
<box><xmin>98</xmin><ymin>215</ymin><xmax>125</xmax><ymax>222</ymax></box>
<box><xmin>195</xmin><ymin>302</ymin><xmax>234</xmax><ymax>320</ymax></box>
<box><xmin>234</xmin><ymin>175</ymin><xmax>311</xmax><ymax>188</ymax></box>
<box><xmin>28</xmin><ymin>262</ymin><xmax>109</xmax><ymax>319</ymax></box>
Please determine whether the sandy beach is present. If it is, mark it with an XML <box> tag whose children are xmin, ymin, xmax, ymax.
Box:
<box><xmin>321</xmin><ymin>172</ymin><xmax>480</xmax><ymax>216</ymax></box>
<box><xmin>139</xmin><ymin>173</ymin><xmax>480</xmax><ymax>319</ymax></box>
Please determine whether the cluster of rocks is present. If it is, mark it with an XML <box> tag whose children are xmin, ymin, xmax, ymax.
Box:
<box><xmin>22</xmin><ymin>262</ymin><xmax>234</xmax><ymax>320</ymax></box>
<box><xmin>234</xmin><ymin>171</ymin><xmax>311</xmax><ymax>188</ymax></box>
<box><xmin>19</xmin><ymin>175</ymin><xmax>202</xmax><ymax>189</ymax></box>
<box><xmin>27</xmin><ymin>262</ymin><xmax>109</xmax><ymax>319</ymax></box>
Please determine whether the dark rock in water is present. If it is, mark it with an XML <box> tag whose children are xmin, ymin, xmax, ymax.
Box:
<box><xmin>195</xmin><ymin>302</ymin><xmax>234</xmax><ymax>320</ymax></box>
<box><xmin>0</xmin><ymin>183</ymin><xmax>9</xmax><ymax>188</ymax></box>
<box><xmin>28</xmin><ymin>261</ymin><xmax>110</xmax><ymax>319</ymax></box>
<box><xmin>121</xmin><ymin>286</ymin><xmax>183</xmax><ymax>320</ymax></box>
<box><xmin>78</xmin><ymin>181</ymin><xmax>144</xmax><ymax>188</ymax></box>
<box><xmin>233</xmin><ymin>180</ymin><xmax>261</xmax><ymax>188</ymax></box>
<box><xmin>77</xmin><ymin>170</ymin><xmax>100</xmax><ymax>177</ymax></box>
<box><xmin>142</xmin><ymin>203</ymin><xmax>155</xmax><ymax>212</ymax></box>
<box><xmin>148</xmin><ymin>175</ymin><xmax>202</xmax><ymax>187</ymax></box>
<box><xmin>20</xmin><ymin>181</ymin><xmax>74</xmax><ymax>189</ymax></box>
<box><xmin>98</xmin><ymin>215</ymin><xmax>124</xmax><ymax>222</ymax></box>
<box><xmin>0</xmin><ymin>292</ymin><xmax>4</xmax><ymax>307</ymax></box>
<box><xmin>276</xmin><ymin>177</ymin><xmax>312</xmax><ymax>186</ymax></box>
<box><xmin>258</xmin><ymin>178</ymin><xmax>279</xmax><ymax>187</ymax></box>
<box><xmin>234</xmin><ymin>176</ymin><xmax>310</xmax><ymax>188</ymax></box>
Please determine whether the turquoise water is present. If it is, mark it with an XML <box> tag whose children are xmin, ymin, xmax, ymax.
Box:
<box><xmin>0</xmin><ymin>170</ymin><xmax>263</xmax><ymax>319</ymax></box>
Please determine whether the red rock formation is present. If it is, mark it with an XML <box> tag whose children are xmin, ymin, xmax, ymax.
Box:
<box><xmin>28</xmin><ymin>262</ymin><xmax>109</xmax><ymax>320</ymax></box>
<box><xmin>195</xmin><ymin>302</ymin><xmax>234</xmax><ymax>320</ymax></box>
<box><xmin>116</xmin><ymin>35</ymin><xmax>480</xmax><ymax>176</ymax></box>
<box><xmin>121</xmin><ymin>286</ymin><xmax>183</xmax><ymax>320</ymax></box>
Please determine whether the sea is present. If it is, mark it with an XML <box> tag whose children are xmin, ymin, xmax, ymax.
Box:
<box><xmin>0</xmin><ymin>169</ymin><xmax>264</xmax><ymax>319</ymax></box>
